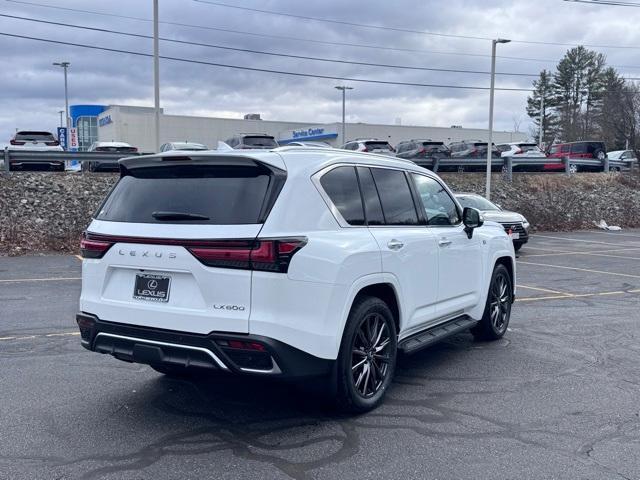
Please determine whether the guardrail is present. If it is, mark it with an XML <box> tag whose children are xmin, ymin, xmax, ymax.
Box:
<box><xmin>418</xmin><ymin>155</ymin><xmax>629</xmax><ymax>180</ymax></box>
<box><xmin>1</xmin><ymin>148</ymin><xmax>631</xmax><ymax>179</ymax></box>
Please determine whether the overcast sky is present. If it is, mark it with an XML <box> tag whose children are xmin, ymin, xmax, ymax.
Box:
<box><xmin>1</xmin><ymin>0</ymin><xmax>639</xmax><ymax>141</ymax></box>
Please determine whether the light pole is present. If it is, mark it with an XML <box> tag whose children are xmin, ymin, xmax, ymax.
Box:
<box><xmin>153</xmin><ymin>0</ymin><xmax>161</xmax><ymax>153</ymax></box>
<box><xmin>58</xmin><ymin>110</ymin><xmax>64</xmax><ymax>128</ymax></box>
<box><xmin>52</xmin><ymin>62</ymin><xmax>70</xmax><ymax>132</ymax></box>
<box><xmin>538</xmin><ymin>94</ymin><xmax>545</xmax><ymax>149</ymax></box>
<box><xmin>335</xmin><ymin>86</ymin><xmax>353</xmax><ymax>145</ymax></box>
<box><xmin>485</xmin><ymin>38</ymin><xmax>510</xmax><ymax>201</ymax></box>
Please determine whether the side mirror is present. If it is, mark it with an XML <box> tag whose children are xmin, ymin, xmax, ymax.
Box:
<box><xmin>463</xmin><ymin>207</ymin><xmax>484</xmax><ymax>239</ymax></box>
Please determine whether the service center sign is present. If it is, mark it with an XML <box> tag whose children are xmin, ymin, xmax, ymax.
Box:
<box><xmin>292</xmin><ymin>127</ymin><xmax>326</xmax><ymax>139</ymax></box>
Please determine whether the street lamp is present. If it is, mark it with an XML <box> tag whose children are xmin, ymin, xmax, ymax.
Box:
<box><xmin>153</xmin><ymin>0</ymin><xmax>161</xmax><ymax>152</ymax></box>
<box><xmin>335</xmin><ymin>86</ymin><xmax>353</xmax><ymax>145</ymax></box>
<box><xmin>485</xmin><ymin>38</ymin><xmax>510</xmax><ymax>201</ymax></box>
<box><xmin>52</xmin><ymin>62</ymin><xmax>70</xmax><ymax>133</ymax></box>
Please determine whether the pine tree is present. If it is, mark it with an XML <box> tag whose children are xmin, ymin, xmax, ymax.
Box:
<box><xmin>526</xmin><ymin>70</ymin><xmax>557</xmax><ymax>146</ymax></box>
<box><xmin>552</xmin><ymin>46</ymin><xmax>606</xmax><ymax>141</ymax></box>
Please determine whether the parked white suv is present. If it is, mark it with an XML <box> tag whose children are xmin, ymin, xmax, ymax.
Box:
<box><xmin>341</xmin><ymin>139</ymin><xmax>396</xmax><ymax>156</ymax></box>
<box><xmin>77</xmin><ymin>147</ymin><xmax>515</xmax><ymax>411</ymax></box>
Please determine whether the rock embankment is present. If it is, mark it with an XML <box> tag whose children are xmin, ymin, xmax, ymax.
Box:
<box><xmin>1</xmin><ymin>172</ymin><xmax>638</xmax><ymax>255</ymax></box>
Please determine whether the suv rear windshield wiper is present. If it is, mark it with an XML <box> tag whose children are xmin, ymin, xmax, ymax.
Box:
<box><xmin>151</xmin><ymin>211</ymin><xmax>210</xmax><ymax>221</ymax></box>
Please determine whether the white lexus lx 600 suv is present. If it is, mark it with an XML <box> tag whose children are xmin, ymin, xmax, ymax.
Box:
<box><xmin>77</xmin><ymin>146</ymin><xmax>515</xmax><ymax>412</ymax></box>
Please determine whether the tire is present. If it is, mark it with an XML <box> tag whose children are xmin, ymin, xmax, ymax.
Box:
<box><xmin>335</xmin><ymin>296</ymin><xmax>398</xmax><ymax>413</ymax></box>
<box><xmin>513</xmin><ymin>242</ymin><xmax>523</xmax><ymax>252</ymax></box>
<box><xmin>568</xmin><ymin>163</ymin><xmax>578</xmax><ymax>174</ymax></box>
<box><xmin>471</xmin><ymin>264</ymin><xmax>513</xmax><ymax>341</ymax></box>
<box><xmin>595</xmin><ymin>150</ymin><xmax>606</xmax><ymax>161</ymax></box>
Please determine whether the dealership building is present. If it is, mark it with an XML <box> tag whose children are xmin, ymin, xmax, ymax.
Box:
<box><xmin>69</xmin><ymin>104</ymin><xmax>527</xmax><ymax>152</ymax></box>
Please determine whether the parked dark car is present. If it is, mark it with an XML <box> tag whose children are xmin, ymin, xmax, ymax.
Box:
<box><xmin>83</xmin><ymin>142</ymin><xmax>139</xmax><ymax>172</ymax></box>
<box><xmin>545</xmin><ymin>141</ymin><xmax>607</xmax><ymax>172</ymax></box>
<box><xmin>447</xmin><ymin>140</ymin><xmax>501</xmax><ymax>172</ymax></box>
<box><xmin>395</xmin><ymin>139</ymin><xmax>451</xmax><ymax>168</ymax></box>
<box><xmin>225</xmin><ymin>134</ymin><xmax>279</xmax><ymax>149</ymax></box>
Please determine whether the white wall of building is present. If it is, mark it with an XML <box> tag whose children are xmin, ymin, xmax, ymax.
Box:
<box><xmin>97</xmin><ymin>105</ymin><xmax>527</xmax><ymax>153</ymax></box>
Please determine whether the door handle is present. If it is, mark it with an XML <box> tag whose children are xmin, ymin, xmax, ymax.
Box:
<box><xmin>438</xmin><ymin>239</ymin><xmax>452</xmax><ymax>247</ymax></box>
<box><xmin>387</xmin><ymin>239</ymin><xmax>404</xmax><ymax>250</ymax></box>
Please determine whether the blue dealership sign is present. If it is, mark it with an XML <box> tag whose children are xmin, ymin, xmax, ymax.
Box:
<box><xmin>57</xmin><ymin>127</ymin><xmax>67</xmax><ymax>150</ymax></box>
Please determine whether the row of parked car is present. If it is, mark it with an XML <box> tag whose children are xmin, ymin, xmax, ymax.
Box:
<box><xmin>6</xmin><ymin>130</ymin><xmax>637</xmax><ymax>173</ymax></box>
<box><xmin>345</xmin><ymin>138</ymin><xmax>635</xmax><ymax>172</ymax></box>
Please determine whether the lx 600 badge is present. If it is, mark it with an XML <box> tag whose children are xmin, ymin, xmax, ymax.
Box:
<box><xmin>213</xmin><ymin>304</ymin><xmax>246</xmax><ymax>311</ymax></box>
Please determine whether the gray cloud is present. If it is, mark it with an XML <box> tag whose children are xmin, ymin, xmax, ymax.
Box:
<box><xmin>0</xmin><ymin>0</ymin><xmax>638</xmax><ymax>141</ymax></box>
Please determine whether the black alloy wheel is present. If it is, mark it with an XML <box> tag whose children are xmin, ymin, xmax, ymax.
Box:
<box><xmin>336</xmin><ymin>296</ymin><xmax>397</xmax><ymax>412</ymax></box>
<box><xmin>351</xmin><ymin>312</ymin><xmax>393</xmax><ymax>398</ymax></box>
<box><xmin>471</xmin><ymin>264</ymin><xmax>513</xmax><ymax>340</ymax></box>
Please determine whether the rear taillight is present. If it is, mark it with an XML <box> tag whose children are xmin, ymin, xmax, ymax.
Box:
<box><xmin>10</xmin><ymin>140</ymin><xmax>25</xmax><ymax>145</ymax></box>
<box><xmin>189</xmin><ymin>238</ymin><xmax>306</xmax><ymax>273</ymax></box>
<box><xmin>46</xmin><ymin>140</ymin><xmax>60</xmax><ymax>146</ymax></box>
<box><xmin>78</xmin><ymin>233</ymin><xmax>306</xmax><ymax>272</ymax></box>
<box><xmin>80</xmin><ymin>232</ymin><xmax>114</xmax><ymax>259</ymax></box>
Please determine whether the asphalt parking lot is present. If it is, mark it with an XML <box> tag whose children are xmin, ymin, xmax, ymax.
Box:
<box><xmin>2</xmin><ymin>230</ymin><xmax>640</xmax><ymax>479</ymax></box>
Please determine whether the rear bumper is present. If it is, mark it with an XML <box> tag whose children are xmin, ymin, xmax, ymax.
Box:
<box><xmin>76</xmin><ymin>313</ymin><xmax>333</xmax><ymax>378</ymax></box>
<box><xmin>10</xmin><ymin>161</ymin><xmax>64</xmax><ymax>171</ymax></box>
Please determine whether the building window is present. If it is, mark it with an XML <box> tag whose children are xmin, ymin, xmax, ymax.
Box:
<box><xmin>76</xmin><ymin>116</ymin><xmax>98</xmax><ymax>151</ymax></box>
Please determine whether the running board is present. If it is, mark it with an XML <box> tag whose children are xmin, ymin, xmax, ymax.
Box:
<box><xmin>398</xmin><ymin>315</ymin><xmax>477</xmax><ymax>355</ymax></box>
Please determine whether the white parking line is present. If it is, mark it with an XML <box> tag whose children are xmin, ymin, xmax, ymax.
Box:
<box><xmin>534</xmin><ymin>234</ymin><xmax>640</xmax><ymax>247</ymax></box>
<box><xmin>0</xmin><ymin>277</ymin><xmax>81</xmax><ymax>284</ymax></box>
<box><xmin>518</xmin><ymin>261</ymin><xmax>640</xmax><ymax>279</ymax></box>
<box><xmin>517</xmin><ymin>284</ymin><xmax>572</xmax><ymax>296</ymax></box>
<box><xmin>517</xmin><ymin>288</ymin><xmax>640</xmax><ymax>303</ymax></box>
<box><xmin>523</xmin><ymin>247</ymin><xmax>640</xmax><ymax>260</ymax></box>
<box><xmin>0</xmin><ymin>331</ymin><xmax>79</xmax><ymax>342</ymax></box>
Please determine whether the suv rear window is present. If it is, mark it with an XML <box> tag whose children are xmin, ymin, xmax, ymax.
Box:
<box><xmin>96</xmin><ymin>164</ymin><xmax>275</xmax><ymax>225</ymax></box>
<box><xmin>95</xmin><ymin>146</ymin><xmax>138</xmax><ymax>153</ymax></box>
<box><xmin>15</xmin><ymin>131</ymin><xmax>55</xmax><ymax>142</ymax></box>
<box><xmin>364</xmin><ymin>141</ymin><xmax>393</xmax><ymax>151</ymax></box>
<box><xmin>518</xmin><ymin>143</ymin><xmax>539</xmax><ymax>152</ymax></box>
<box><xmin>423</xmin><ymin>143</ymin><xmax>448</xmax><ymax>153</ymax></box>
<box><xmin>243</xmin><ymin>136</ymin><xmax>278</xmax><ymax>148</ymax></box>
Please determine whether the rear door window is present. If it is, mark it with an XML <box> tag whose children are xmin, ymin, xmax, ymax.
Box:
<box><xmin>370</xmin><ymin>168</ymin><xmax>419</xmax><ymax>225</ymax></box>
<box><xmin>96</xmin><ymin>163</ymin><xmax>277</xmax><ymax>225</ymax></box>
<box><xmin>572</xmin><ymin>143</ymin><xmax>587</xmax><ymax>154</ymax></box>
<box><xmin>320</xmin><ymin>166</ymin><xmax>365</xmax><ymax>226</ymax></box>
<box><xmin>356</xmin><ymin>167</ymin><xmax>385</xmax><ymax>226</ymax></box>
